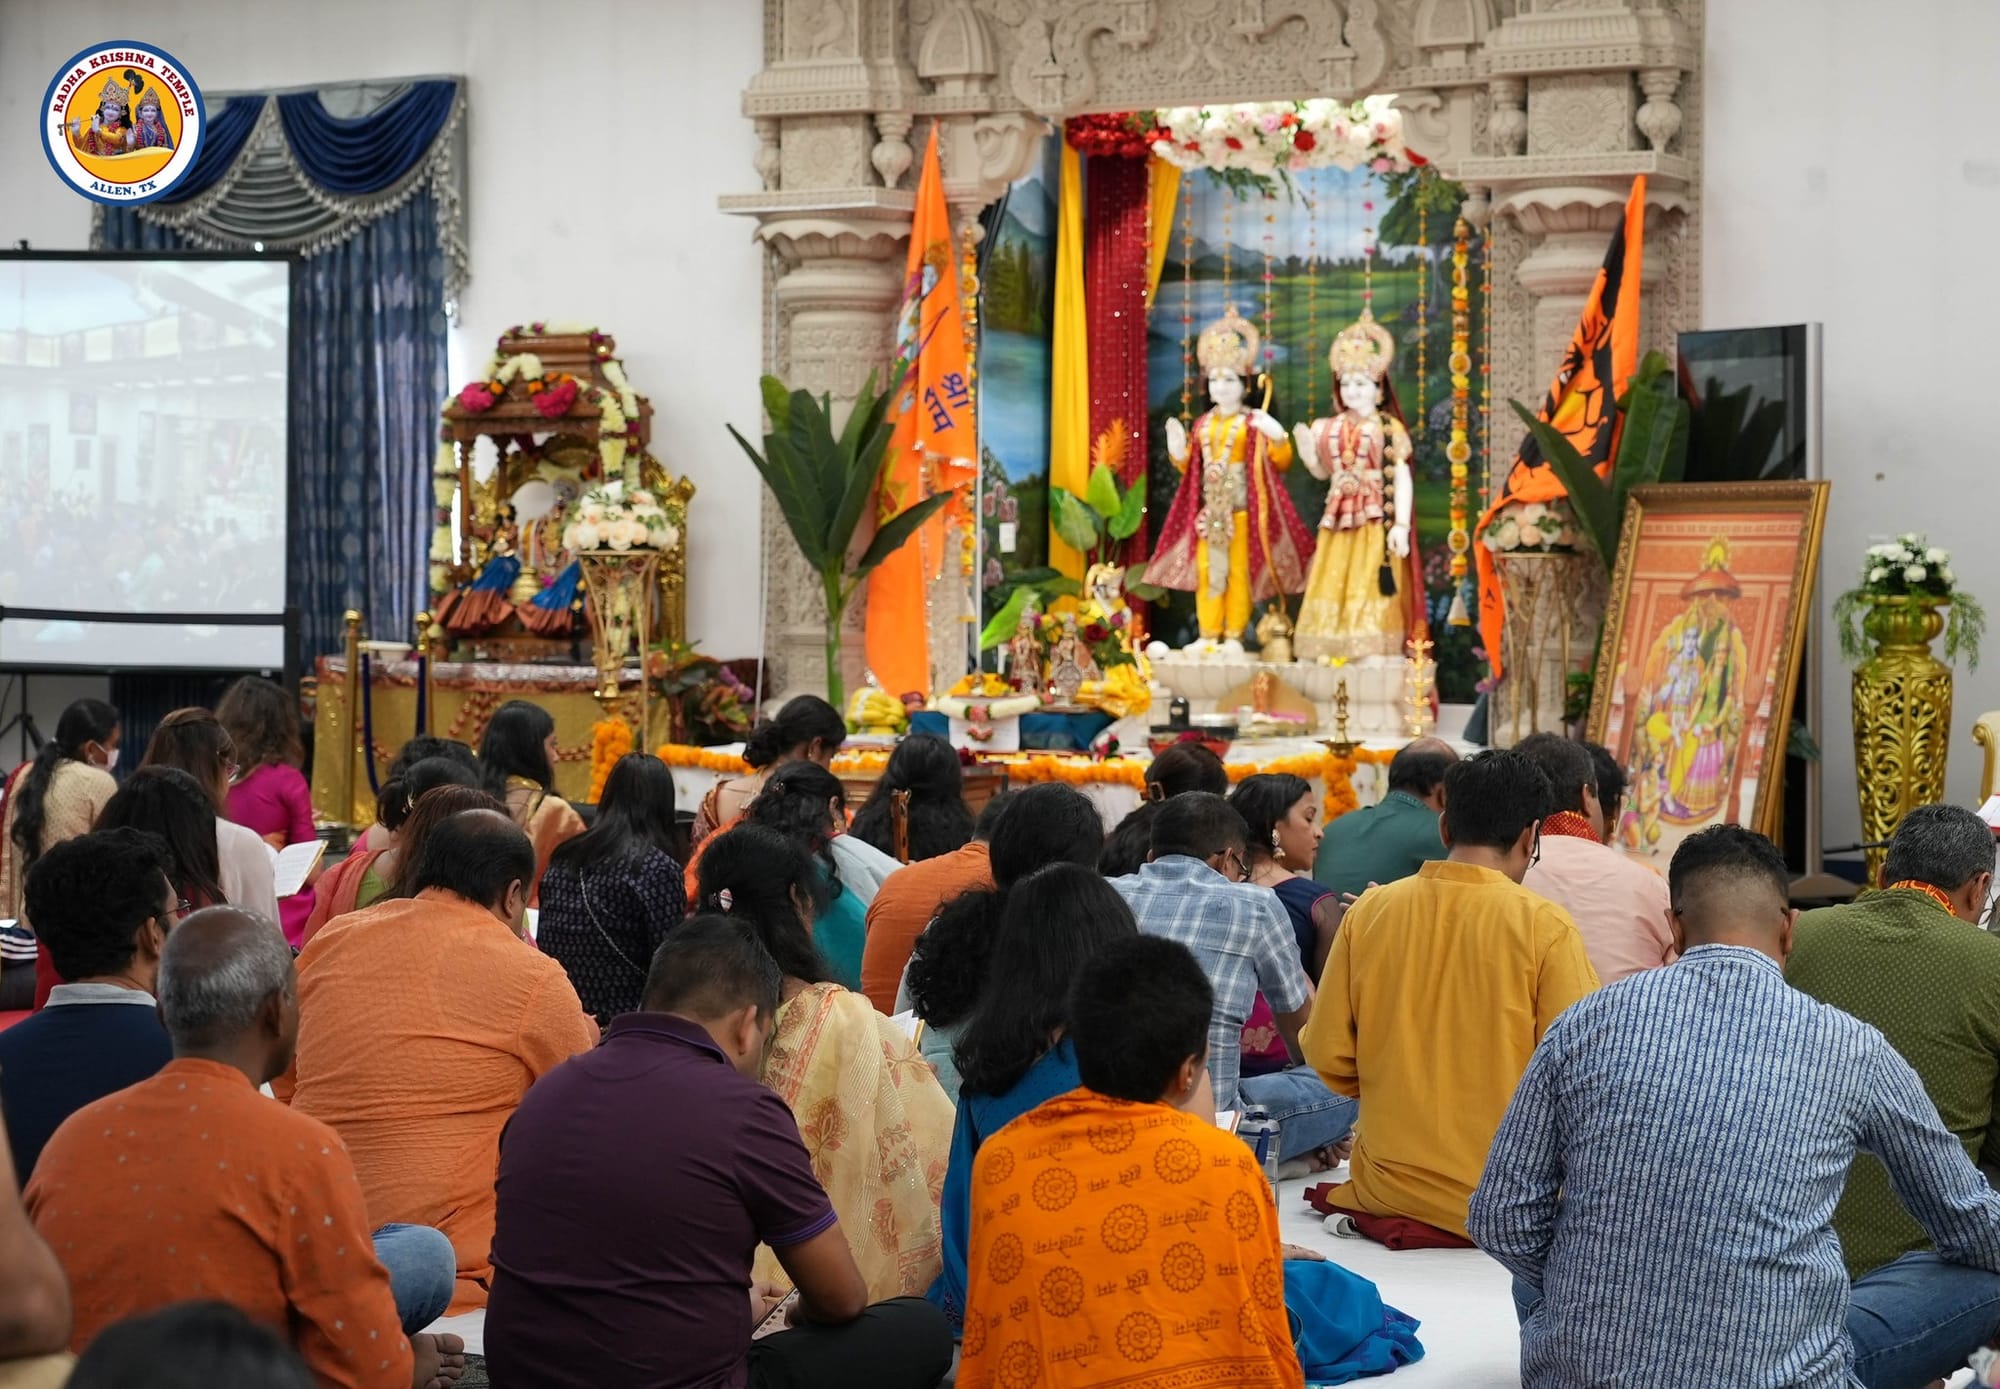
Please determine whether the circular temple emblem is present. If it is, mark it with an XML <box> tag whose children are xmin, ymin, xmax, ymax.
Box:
<box><xmin>42</xmin><ymin>42</ymin><xmax>205</xmax><ymax>205</ymax></box>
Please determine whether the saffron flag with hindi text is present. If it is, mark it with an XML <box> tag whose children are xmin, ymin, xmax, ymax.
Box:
<box><xmin>1474</xmin><ymin>176</ymin><xmax>1647</xmax><ymax>680</ymax></box>
<box><xmin>866</xmin><ymin>123</ymin><xmax>975</xmax><ymax>699</ymax></box>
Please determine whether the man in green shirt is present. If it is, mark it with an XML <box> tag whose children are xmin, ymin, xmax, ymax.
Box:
<box><xmin>1313</xmin><ymin>737</ymin><xmax>1457</xmax><ymax>898</ymax></box>
<box><xmin>1786</xmin><ymin>803</ymin><xmax>2000</xmax><ymax>1278</ymax></box>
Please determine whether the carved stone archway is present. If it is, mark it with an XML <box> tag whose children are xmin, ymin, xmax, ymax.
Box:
<box><xmin>724</xmin><ymin>0</ymin><xmax>1701</xmax><ymax>698</ymax></box>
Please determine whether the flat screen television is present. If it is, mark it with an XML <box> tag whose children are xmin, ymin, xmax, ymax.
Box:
<box><xmin>0</xmin><ymin>251</ymin><xmax>295</xmax><ymax>675</ymax></box>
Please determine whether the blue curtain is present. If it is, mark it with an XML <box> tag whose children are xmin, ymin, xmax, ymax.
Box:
<box><xmin>96</xmin><ymin>78</ymin><xmax>455</xmax><ymax>670</ymax></box>
<box><xmin>276</xmin><ymin>82</ymin><xmax>456</xmax><ymax>193</ymax></box>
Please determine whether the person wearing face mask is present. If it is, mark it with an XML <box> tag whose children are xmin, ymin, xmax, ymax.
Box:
<box><xmin>1291</xmin><ymin>309</ymin><xmax>1420</xmax><ymax>662</ymax></box>
<box><xmin>1145</xmin><ymin>307</ymin><xmax>1314</xmax><ymax>653</ymax></box>
<box><xmin>275</xmin><ymin>810</ymin><xmax>597</xmax><ymax>1314</ymax></box>
<box><xmin>0</xmin><ymin>698</ymin><xmax>120</xmax><ymax>1011</ymax></box>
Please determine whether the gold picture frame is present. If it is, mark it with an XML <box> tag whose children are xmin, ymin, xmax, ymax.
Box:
<box><xmin>1586</xmin><ymin>481</ymin><xmax>1830</xmax><ymax>856</ymax></box>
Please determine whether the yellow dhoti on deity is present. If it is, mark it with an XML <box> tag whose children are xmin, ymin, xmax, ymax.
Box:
<box><xmin>1296</xmin><ymin>520</ymin><xmax>1404</xmax><ymax>660</ymax></box>
<box><xmin>1196</xmin><ymin>511</ymin><xmax>1254</xmax><ymax>640</ymax></box>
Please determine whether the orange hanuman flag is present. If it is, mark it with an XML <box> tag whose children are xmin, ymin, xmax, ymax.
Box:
<box><xmin>865</xmin><ymin>123</ymin><xmax>976</xmax><ymax>701</ymax></box>
<box><xmin>1474</xmin><ymin>176</ymin><xmax>1646</xmax><ymax>680</ymax></box>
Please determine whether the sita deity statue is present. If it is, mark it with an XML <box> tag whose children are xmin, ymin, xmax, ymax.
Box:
<box><xmin>1145</xmin><ymin>307</ymin><xmax>1313</xmax><ymax>653</ymax></box>
<box><xmin>1292</xmin><ymin>309</ymin><xmax>1423</xmax><ymax>661</ymax></box>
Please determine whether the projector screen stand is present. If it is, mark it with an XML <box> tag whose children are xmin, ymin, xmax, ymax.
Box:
<box><xmin>0</xmin><ymin>674</ymin><xmax>44</xmax><ymax>763</ymax></box>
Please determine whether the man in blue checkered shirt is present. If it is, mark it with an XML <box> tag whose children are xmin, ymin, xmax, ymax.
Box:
<box><xmin>1110</xmin><ymin>792</ymin><xmax>1355</xmax><ymax>1165</ymax></box>
<box><xmin>1472</xmin><ymin>824</ymin><xmax>2000</xmax><ymax>1388</ymax></box>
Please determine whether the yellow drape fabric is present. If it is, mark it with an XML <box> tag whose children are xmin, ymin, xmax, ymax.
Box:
<box><xmin>1146</xmin><ymin>156</ymin><xmax>1180</xmax><ymax>301</ymax></box>
<box><xmin>1049</xmin><ymin>137</ymin><xmax>1090</xmax><ymax>580</ymax></box>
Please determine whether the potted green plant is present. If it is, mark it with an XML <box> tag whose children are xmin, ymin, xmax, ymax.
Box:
<box><xmin>728</xmin><ymin>373</ymin><xmax>956</xmax><ymax>707</ymax></box>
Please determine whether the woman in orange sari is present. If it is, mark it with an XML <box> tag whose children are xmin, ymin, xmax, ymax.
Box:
<box><xmin>959</xmin><ymin>935</ymin><xmax>1304</xmax><ymax>1389</ymax></box>
<box><xmin>479</xmin><ymin>702</ymin><xmax>584</xmax><ymax>903</ymax></box>
<box><xmin>696</xmin><ymin>823</ymin><xmax>952</xmax><ymax>1303</ymax></box>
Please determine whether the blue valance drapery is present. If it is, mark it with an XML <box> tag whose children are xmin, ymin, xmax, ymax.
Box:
<box><xmin>97</xmin><ymin>78</ymin><xmax>464</xmax><ymax>668</ymax></box>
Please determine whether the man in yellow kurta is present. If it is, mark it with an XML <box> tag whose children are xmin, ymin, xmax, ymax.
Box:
<box><xmin>1302</xmin><ymin>749</ymin><xmax>1599</xmax><ymax>1238</ymax></box>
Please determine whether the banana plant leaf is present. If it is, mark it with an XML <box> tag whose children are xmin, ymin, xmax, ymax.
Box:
<box><xmin>1109</xmin><ymin>472</ymin><xmax>1147</xmax><ymax>541</ymax></box>
<box><xmin>979</xmin><ymin>585</ymin><xmax>1037</xmax><ymax>651</ymax></box>
<box><xmin>1050</xmin><ymin>488</ymin><xmax>1104</xmax><ymax>556</ymax></box>
<box><xmin>1509</xmin><ymin>401</ymin><xmax>1617</xmax><ymax>570</ymax></box>
<box><xmin>854</xmin><ymin>491</ymin><xmax>958</xmax><ymax>578</ymax></box>
<box><xmin>1086</xmin><ymin>463</ymin><xmax>1123</xmax><ymax>519</ymax></box>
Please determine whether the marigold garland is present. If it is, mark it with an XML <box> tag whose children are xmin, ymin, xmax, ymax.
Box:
<box><xmin>1445</xmin><ymin>215</ymin><xmax>1474</xmax><ymax>624</ymax></box>
<box><xmin>649</xmin><ymin>743</ymin><xmax>1395</xmax><ymax>821</ymax></box>
<box><xmin>589</xmin><ymin>718</ymin><xmax>634</xmax><ymax>802</ymax></box>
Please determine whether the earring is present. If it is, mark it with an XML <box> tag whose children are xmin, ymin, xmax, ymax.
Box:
<box><xmin>1271</xmin><ymin>832</ymin><xmax>1284</xmax><ymax>863</ymax></box>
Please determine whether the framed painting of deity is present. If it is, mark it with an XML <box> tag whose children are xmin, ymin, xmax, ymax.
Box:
<box><xmin>1587</xmin><ymin>481</ymin><xmax>1830</xmax><ymax>860</ymax></box>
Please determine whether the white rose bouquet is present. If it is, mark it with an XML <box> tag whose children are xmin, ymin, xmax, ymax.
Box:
<box><xmin>1480</xmin><ymin>498</ymin><xmax>1579</xmax><ymax>556</ymax></box>
<box><xmin>1834</xmin><ymin>532</ymin><xmax>1984</xmax><ymax>669</ymax></box>
<box><xmin>562</xmin><ymin>480</ymin><xmax>682</xmax><ymax>555</ymax></box>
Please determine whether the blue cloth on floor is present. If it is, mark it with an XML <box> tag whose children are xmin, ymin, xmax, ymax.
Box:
<box><xmin>1284</xmin><ymin>1258</ymin><xmax>1425</xmax><ymax>1383</ymax></box>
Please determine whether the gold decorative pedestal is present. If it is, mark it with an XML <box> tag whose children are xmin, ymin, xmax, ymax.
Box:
<box><xmin>578</xmin><ymin>549</ymin><xmax>662</xmax><ymax>716</ymax></box>
<box><xmin>1492</xmin><ymin>552</ymin><xmax>1594</xmax><ymax>747</ymax></box>
<box><xmin>1852</xmin><ymin>597</ymin><xmax>1952</xmax><ymax>886</ymax></box>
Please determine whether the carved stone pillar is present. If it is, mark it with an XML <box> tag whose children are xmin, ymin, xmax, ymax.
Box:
<box><xmin>723</xmin><ymin>198</ymin><xmax>914</xmax><ymax>702</ymax></box>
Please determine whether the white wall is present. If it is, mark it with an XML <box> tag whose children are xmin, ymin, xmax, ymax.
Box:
<box><xmin>1704</xmin><ymin>0</ymin><xmax>2000</xmax><ymax>854</ymax></box>
<box><xmin>0</xmin><ymin>0</ymin><xmax>767</xmax><ymax>761</ymax></box>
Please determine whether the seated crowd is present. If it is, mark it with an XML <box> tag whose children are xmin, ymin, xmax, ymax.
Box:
<box><xmin>7</xmin><ymin>685</ymin><xmax>2000</xmax><ymax>1389</ymax></box>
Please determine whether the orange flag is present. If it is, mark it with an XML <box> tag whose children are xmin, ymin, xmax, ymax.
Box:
<box><xmin>865</xmin><ymin>123</ymin><xmax>975</xmax><ymax>701</ymax></box>
<box><xmin>1474</xmin><ymin>176</ymin><xmax>1646</xmax><ymax>681</ymax></box>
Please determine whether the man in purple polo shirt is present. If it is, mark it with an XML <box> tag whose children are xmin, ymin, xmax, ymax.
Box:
<box><xmin>485</xmin><ymin>915</ymin><xmax>952</xmax><ymax>1389</ymax></box>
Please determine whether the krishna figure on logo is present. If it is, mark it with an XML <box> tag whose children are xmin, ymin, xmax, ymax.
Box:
<box><xmin>68</xmin><ymin>73</ymin><xmax>144</xmax><ymax>158</ymax></box>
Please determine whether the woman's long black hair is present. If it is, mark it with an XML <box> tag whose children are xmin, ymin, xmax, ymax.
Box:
<box><xmin>742</xmin><ymin>760</ymin><xmax>849</xmax><ymax>899</ymax></box>
<box><xmin>96</xmin><ymin>766</ymin><xmax>224</xmax><ymax>910</ymax></box>
<box><xmin>691</xmin><ymin>822</ymin><xmax>832</xmax><ymax>985</ymax></box>
<box><xmin>905</xmin><ymin>783</ymin><xmax>1106</xmax><ymax>1031</ymax></box>
<box><xmin>479</xmin><ymin>700</ymin><xmax>556</xmax><ymax>793</ymax></box>
<box><xmin>550</xmin><ymin>753</ymin><xmax>679</xmax><ymax>874</ymax></box>
<box><xmin>952</xmin><ymin>863</ymin><xmax>1138</xmax><ymax>1097</ymax></box>
<box><xmin>848</xmin><ymin>733</ymin><xmax>974</xmax><ymax>864</ymax></box>
<box><xmin>8</xmin><ymin>697</ymin><xmax>117</xmax><ymax>873</ymax></box>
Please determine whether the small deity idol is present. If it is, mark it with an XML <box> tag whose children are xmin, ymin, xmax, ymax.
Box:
<box><xmin>1145</xmin><ymin>307</ymin><xmax>1313</xmax><ymax>652</ymax></box>
<box><xmin>68</xmin><ymin>76</ymin><xmax>137</xmax><ymax>158</ymax></box>
<box><xmin>1006</xmin><ymin>612</ymin><xmax>1042</xmax><ymax>695</ymax></box>
<box><xmin>1292</xmin><ymin>310</ymin><xmax>1417</xmax><ymax>661</ymax></box>
<box><xmin>132</xmin><ymin>86</ymin><xmax>174</xmax><ymax>151</ymax></box>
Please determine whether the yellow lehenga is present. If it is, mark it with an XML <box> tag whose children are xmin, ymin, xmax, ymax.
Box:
<box><xmin>1295</xmin><ymin>310</ymin><xmax>1414</xmax><ymax>661</ymax></box>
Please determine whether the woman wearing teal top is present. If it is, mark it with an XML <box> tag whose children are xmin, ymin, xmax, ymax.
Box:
<box><xmin>925</xmin><ymin>863</ymin><xmax>1139</xmax><ymax>1329</ymax></box>
<box><xmin>742</xmin><ymin>761</ymin><xmax>881</xmax><ymax>989</ymax></box>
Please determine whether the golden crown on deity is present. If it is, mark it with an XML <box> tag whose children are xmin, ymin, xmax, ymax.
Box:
<box><xmin>136</xmin><ymin>85</ymin><xmax>164</xmax><ymax>112</ymax></box>
<box><xmin>1330</xmin><ymin>309</ymin><xmax>1396</xmax><ymax>381</ymax></box>
<box><xmin>97</xmin><ymin>75</ymin><xmax>132</xmax><ymax>110</ymax></box>
<box><xmin>1196</xmin><ymin>306</ymin><xmax>1260</xmax><ymax>377</ymax></box>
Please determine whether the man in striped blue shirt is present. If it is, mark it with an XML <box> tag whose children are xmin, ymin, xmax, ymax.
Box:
<box><xmin>1470</xmin><ymin>824</ymin><xmax>2000</xmax><ymax>1387</ymax></box>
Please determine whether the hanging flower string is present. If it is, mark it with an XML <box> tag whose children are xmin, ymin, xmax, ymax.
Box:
<box><xmin>1151</xmin><ymin>97</ymin><xmax>1420</xmax><ymax>198</ymax></box>
<box><xmin>1415</xmin><ymin>203</ymin><xmax>1429</xmax><ymax>432</ymax></box>
<box><xmin>1447</xmin><ymin>216</ymin><xmax>1474</xmax><ymax>625</ymax></box>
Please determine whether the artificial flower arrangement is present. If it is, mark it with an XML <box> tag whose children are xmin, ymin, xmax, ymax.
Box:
<box><xmin>1481</xmin><ymin>498</ymin><xmax>1579</xmax><ymax>556</ymax></box>
<box><xmin>1833</xmin><ymin>533</ymin><xmax>1986</xmax><ymax>670</ymax></box>
<box><xmin>645</xmin><ymin>640</ymin><xmax>755</xmax><ymax>746</ymax></box>
<box><xmin>1038</xmin><ymin>596</ymin><xmax>1140</xmax><ymax>672</ymax></box>
<box><xmin>561</xmin><ymin>480</ymin><xmax>682</xmax><ymax>554</ymax></box>
<box><xmin>448</xmin><ymin>323</ymin><xmax>644</xmax><ymax>484</ymax></box>
<box><xmin>1151</xmin><ymin>96</ymin><xmax>1417</xmax><ymax>193</ymax></box>
<box><xmin>587</xmin><ymin>717</ymin><xmax>635</xmax><ymax>801</ymax></box>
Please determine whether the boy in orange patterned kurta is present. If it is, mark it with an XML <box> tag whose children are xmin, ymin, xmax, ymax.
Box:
<box><xmin>958</xmin><ymin>936</ymin><xmax>1304</xmax><ymax>1389</ymax></box>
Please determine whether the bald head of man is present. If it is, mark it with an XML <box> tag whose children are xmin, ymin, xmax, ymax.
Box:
<box><xmin>157</xmin><ymin>906</ymin><xmax>299</xmax><ymax>1085</ymax></box>
<box><xmin>1666</xmin><ymin>824</ymin><xmax>1795</xmax><ymax>963</ymax></box>
<box><xmin>1387</xmin><ymin>736</ymin><xmax>1459</xmax><ymax>811</ymax></box>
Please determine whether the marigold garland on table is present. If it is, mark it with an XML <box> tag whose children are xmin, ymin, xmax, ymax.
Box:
<box><xmin>648</xmin><ymin>742</ymin><xmax>1395</xmax><ymax>821</ymax></box>
<box><xmin>588</xmin><ymin>718</ymin><xmax>634</xmax><ymax>801</ymax></box>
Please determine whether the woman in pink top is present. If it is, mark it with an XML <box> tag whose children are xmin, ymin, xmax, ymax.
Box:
<box><xmin>217</xmin><ymin>677</ymin><xmax>318</xmax><ymax>945</ymax></box>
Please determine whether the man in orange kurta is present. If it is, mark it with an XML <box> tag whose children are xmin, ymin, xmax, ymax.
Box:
<box><xmin>28</xmin><ymin>907</ymin><xmax>465</xmax><ymax>1389</ymax></box>
<box><xmin>278</xmin><ymin>811</ymin><xmax>597</xmax><ymax>1311</ymax></box>
<box><xmin>860</xmin><ymin>834</ymin><xmax>993</xmax><ymax>1013</ymax></box>
<box><xmin>959</xmin><ymin>935</ymin><xmax>1304</xmax><ymax>1389</ymax></box>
